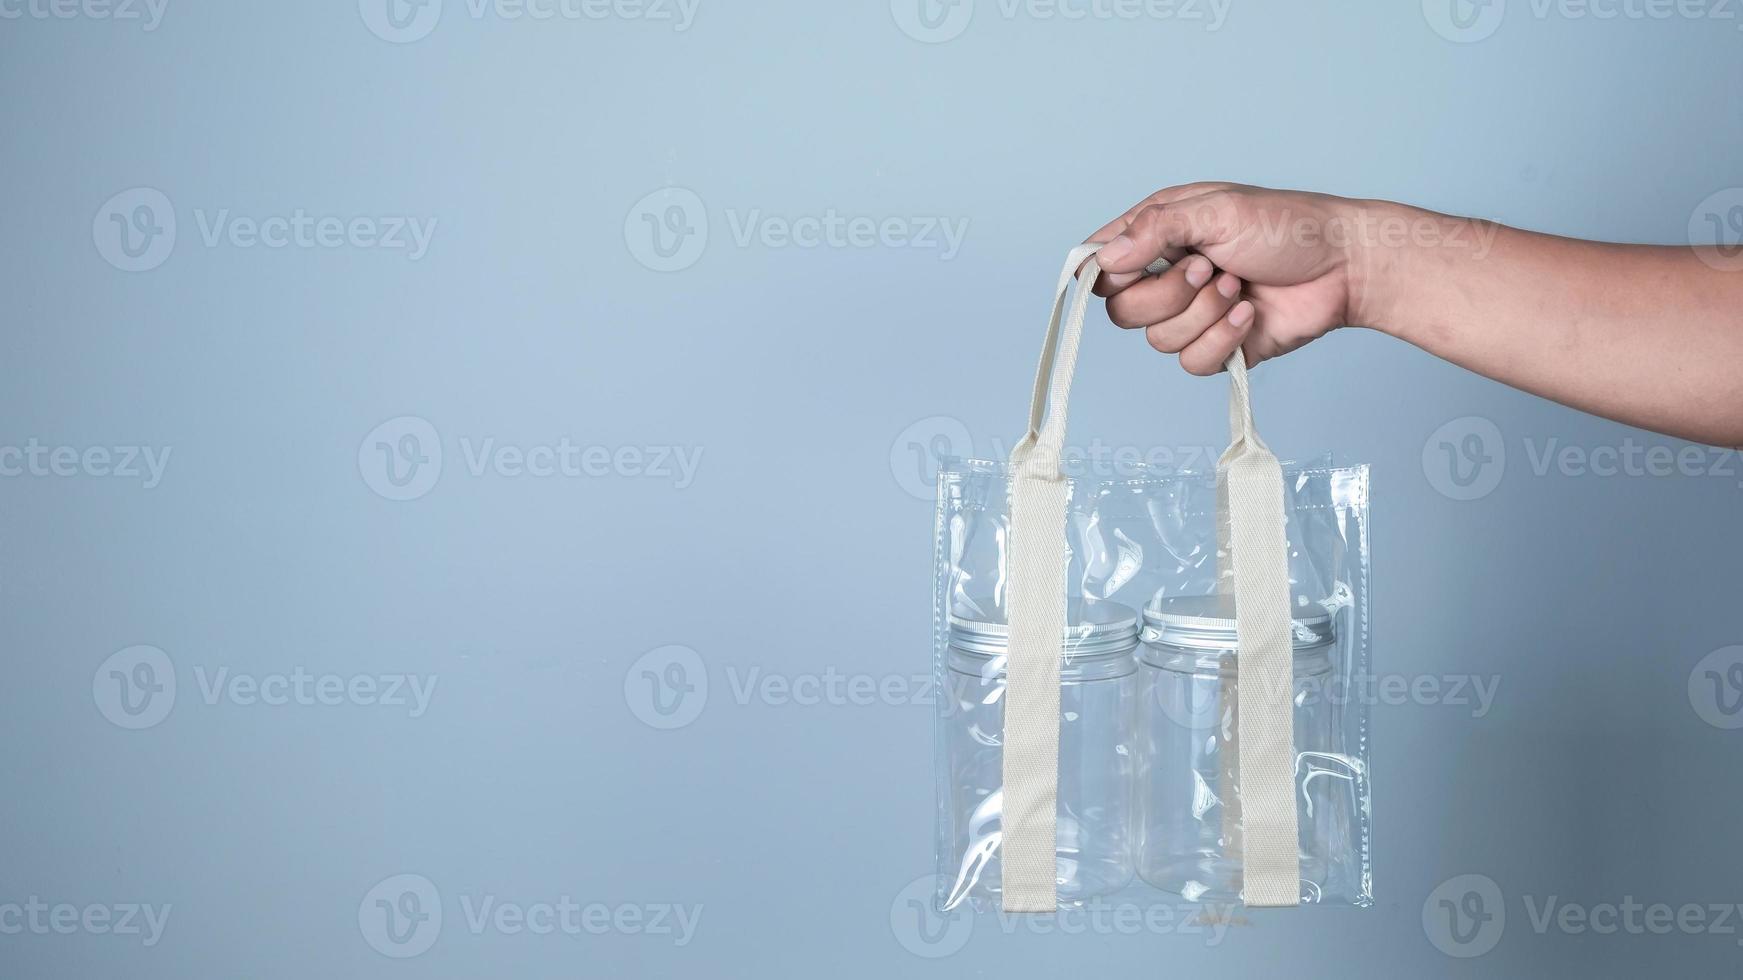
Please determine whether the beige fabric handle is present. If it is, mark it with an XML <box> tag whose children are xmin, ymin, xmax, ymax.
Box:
<box><xmin>1001</xmin><ymin>244</ymin><xmax>1299</xmax><ymax>911</ymax></box>
<box><xmin>1215</xmin><ymin>339</ymin><xmax>1300</xmax><ymax>907</ymax></box>
<box><xmin>1001</xmin><ymin>243</ymin><xmax>1102</xmax><ymax>912</ymax></box>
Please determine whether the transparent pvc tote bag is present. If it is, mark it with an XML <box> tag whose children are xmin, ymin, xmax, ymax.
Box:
<box><xmin>932</xmin><ymin>243</ymin><xmax>1374</xmax><ymax>913</ymax></box>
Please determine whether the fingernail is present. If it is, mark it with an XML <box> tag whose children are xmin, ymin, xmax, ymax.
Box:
<box><xmin>1216</xmin><ymin>272</ymin><xmax>1240</xmax><ymax>299</ymax></box>
<box><xmin>1184</xmin><ymin>257</ymin><xmax>1213</xmax><ymax>289</ymax></box>
<box><xmin>1229</xmin><ymin>300</ymin><xmax>1254</xmax><ymax>328</ymax></box>
<box><xmin>1098</xmin><ymin>236</ymin><xmax>1134</xmax><ymax>265</ymax></box>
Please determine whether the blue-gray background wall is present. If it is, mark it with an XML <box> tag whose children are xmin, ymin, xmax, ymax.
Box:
<box><xmin>3</xmin><ymin>1</ymin><xmax>1741</xmax><ymax>976</ymax></box>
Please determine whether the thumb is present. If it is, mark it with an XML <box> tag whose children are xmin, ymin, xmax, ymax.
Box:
<box><xmin>1094</xmin><ymin>194</ymin><xmax>1236</xmax><ymax>275</ymax></box>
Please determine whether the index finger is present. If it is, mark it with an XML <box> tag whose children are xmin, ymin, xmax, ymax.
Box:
<box><xmin>1084</xmin><ymin>184</ymin><xmax>1234</xmax><ymax>293</ymax></box>
<box><xmin>1095</xmin><ymin>192</ymin><xmax>1237</xmax><ymax>279</ymax></box>
<box><xmin>1083</xmin><ymin>181</ymin><xmax>1235</xmax><ymax>244</ymax></box>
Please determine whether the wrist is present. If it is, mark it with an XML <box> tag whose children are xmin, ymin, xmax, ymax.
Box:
<box><xmin>1336</xmin><ymin>198</ymin><xmax>1417</xmax><ymax>336</ymax></box>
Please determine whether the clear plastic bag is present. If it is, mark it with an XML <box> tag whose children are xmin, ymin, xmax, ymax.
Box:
<box><xmin>930</xmin><ymin>246</ymin><xmax>1373</xmax><ymax>913</ymax></box>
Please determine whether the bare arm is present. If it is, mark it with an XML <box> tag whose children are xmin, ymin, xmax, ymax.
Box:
<box><xmin>1088</xmin><ymin>184</ymin><xmax>1743</xmax><ymax>447</ymax></box>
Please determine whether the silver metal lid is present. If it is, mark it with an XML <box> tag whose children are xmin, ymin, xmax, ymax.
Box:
<box><xmin>1141</xmin><ymin>593</ymin><xmax>1335</xmax><ymax>652</ymax></box>
<box><xmin>948</xmin><ymin>597</ymin><xmax>1140</xmax><ymax>658</ymax></box>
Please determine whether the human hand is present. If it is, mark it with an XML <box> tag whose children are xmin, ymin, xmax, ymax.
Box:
<box><xmin>1088</xmin><ymin>183</ymin><xmax>1371</xmax><ymax>375</ymax></box>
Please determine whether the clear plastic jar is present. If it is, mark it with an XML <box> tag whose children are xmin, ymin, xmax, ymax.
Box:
<box><xmin>941</xmin><ymin>598</ymin><xmax>1139</xmax><ymax>910</ymax></box>
<box><xmin>1138</xmin><ymin>593</ymin><xmax>1352</xmax><ymax>904</ymax></box>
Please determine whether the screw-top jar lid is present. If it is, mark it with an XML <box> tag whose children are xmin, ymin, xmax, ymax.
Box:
<box><xmin>1141</xmin><ymin>593</ymin><xmax>1335</xmax><ymax>652</ymax></box>
<box><xmin>948</xmin><ymin>597</ymin><xmax>1140</xmax><ymax>658</ymax></box>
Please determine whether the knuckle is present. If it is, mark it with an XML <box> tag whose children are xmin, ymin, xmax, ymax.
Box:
<box><xmin>1162</xmin><ymin>207</ymin><xmax>1195</xmax><ymax>242</ymax></box>
<box><xmin>1130</xmin><ymin>204</ymin><xmax>1168</xmax><ymax>244</ymax></box>
<box><xmin>1182</xmin><ymin>290</ymin><xmax>1229</xmax><ymax>326</ymax></box>
<box><xmin>1146</xmin><ymin>326</ymin><xmax>1184</xmax><ymax>354</ymax></box>
<box><xmin>1195</xmin><ymin>193</ymin><xmax>1238</xmax><ymax>238</ymax></box>
<box><xmin>1181</xmin><ymin>356</ymin><xmax>1218</xmax><ymax>377</ymax></box>
<box><xmin>1107</xmin><ymin>298</ymin><xmax>1142</xmax><ymax>328</ymax></box>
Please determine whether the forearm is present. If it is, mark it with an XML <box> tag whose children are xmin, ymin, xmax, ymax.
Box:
<box><xmin>1350</xmin><ymin>201</ymin><xmax>1743</xmax><ymax>447</ymax></box>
